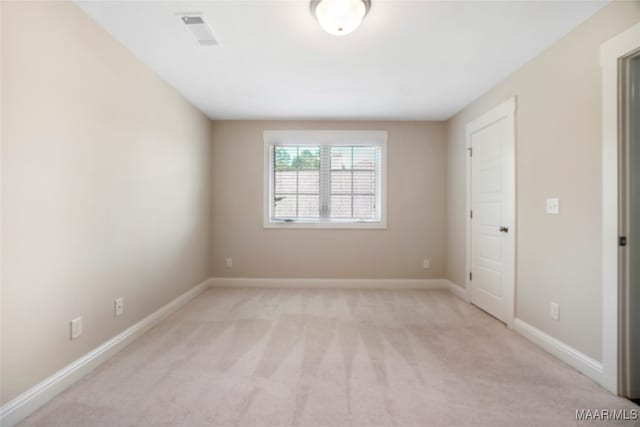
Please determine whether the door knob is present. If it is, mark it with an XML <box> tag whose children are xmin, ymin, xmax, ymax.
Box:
<box><xmin>499</xmin><ymin>226</ymin><xmax>509</xmax><ymax>233</ymax></box>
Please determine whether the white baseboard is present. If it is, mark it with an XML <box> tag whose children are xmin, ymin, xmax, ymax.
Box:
<box><xmin>3</xmin><ymin>277</ymin><xmax>609</xmax><ymax>427</ymax></box>
<box><xmin>513</xmin><ymin>318</ymin><xmax>605</xmax><ymax>386</ymax></box>
<box><xmin>443</xmin><ymin>279</ymin><xmax>470</xmax><ymax>302</ymax></box>
<box><xmin>0</xmin><ymin>278</ymin><xmax>211</xmax><ymax>427</ymax></box>
<box><xmin>209</xmin><ymin>277</ymin><xmax>450</xmax><ymax>290</ymax></box>
<box><xmin>445</xmin><ymin>284</ymin><xmax>605</xmax><ymax>388</ymax></box>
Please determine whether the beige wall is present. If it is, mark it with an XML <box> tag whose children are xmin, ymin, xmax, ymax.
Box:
<box><xmin>211</xmin><ymin>121</ymin><xmax>446</xmax><ymax>279</ymax></box>
<box><xmin>4</xmin><ymin>0</ymin><xmax>636</xmax><ymax>408</ymax></box>
<box><xmin>445</xmin><ymin>1</ymin><xmax>640</xmax><ymax>360</ymax></box>
<box><xmin>1</xmin><ymin>2</ymin><xmax>212</xmax><ymax>404</ymax></box>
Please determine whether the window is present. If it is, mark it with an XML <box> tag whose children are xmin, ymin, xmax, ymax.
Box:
<box><xmin>264</xmin><ymin>130</ymin><xmax>387</xmax><ymax>228</ymax></box>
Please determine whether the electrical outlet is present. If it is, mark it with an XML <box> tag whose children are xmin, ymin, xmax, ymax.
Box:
<box><xmin>226</xmin><ymin>257</ymin><xmax>233</xmax><ymax>268</ymax></box>
<box><xmin>423</xmin><ymin>259</ymin><xmax>430</xmax><ymax>269</ymax></box>
<box><xmin>550</xmin><ymin>302</ymin><xmax>560</xmax><ymax>321</ymax></box>
<box><xmin>70</xmin><ymin>317</ymin><xmax>83</xmax><ymax>340</ymax></box>
<box><xmin>115</xmin><ymin>297</ymin><xmax>124</xmax><ymax>317</ymax></box>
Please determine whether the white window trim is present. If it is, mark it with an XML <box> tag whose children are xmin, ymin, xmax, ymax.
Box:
<box><xmin>263</xmin><ymin>130</ymin><xmax>387</xmax><ymax>229</ymax></box>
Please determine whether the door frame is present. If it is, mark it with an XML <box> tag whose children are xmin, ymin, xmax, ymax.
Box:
<box><xmin>465</xmin><ymin>97</ymin><xmax>517</xmax><ymax>328</ymax></box>
<box><xmin>600</xmin><ymin>21</ymin><xmax>640</xmax><ymax>396</ymax></box>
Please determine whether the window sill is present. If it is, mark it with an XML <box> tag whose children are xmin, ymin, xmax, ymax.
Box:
<box><xmin>263</xmin><ymin>220</ymin><xmax>387</xmax><ymax>230</ymax></box>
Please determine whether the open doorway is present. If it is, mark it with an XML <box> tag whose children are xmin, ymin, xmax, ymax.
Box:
<box><xmin>619</xmin><ymin>49</ymin><xmax>640</xmax><ymax>403</ymax></box>
<box><xmin>601</xmin><ymin>21</ymin><xmax>640</xmax><ymax>398</ymax></box>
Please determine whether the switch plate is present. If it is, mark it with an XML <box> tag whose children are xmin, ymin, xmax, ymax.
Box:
<box><xmin>115</xmin><ymin>297</ymin><xmax>124</xmax><ymax>317</ymax></box>
<box><xmin>226</xmin><ymin>257</ymin><xmax>233</xmax><ymax>268</ymax></box>
<box><xmin>70</xmin><ymin>317</ymin><xmax>83</xmax><ymax>340</ymax></box>
<box><xmin>550</xmin><ymin>302</ymin><xmax>560</xmax><ymax>321</ymax></box>
<box><xmin>423</xmin><ymin>259</ymin><xmax>430</xmax><ymax>269</ymax></box>
<box><xmin>546</xmin><ymin>198</ymin><xmax>560</xmax><ymax>215</ymax></box>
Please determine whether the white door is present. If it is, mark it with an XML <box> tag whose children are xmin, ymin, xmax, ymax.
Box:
<box><xmin>467</xmin><ymin>98</ymin><xmax>516</xmax><ymax>325</ymax></box>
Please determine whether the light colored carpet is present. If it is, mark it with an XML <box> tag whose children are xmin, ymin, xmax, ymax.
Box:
<box><xmin>21</xmin><ymin>288</ymin><xmax>638</xmax><ymax>426</ymax></box>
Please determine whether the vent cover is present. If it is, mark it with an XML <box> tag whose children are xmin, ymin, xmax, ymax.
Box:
<box><xmin>178</xmin><ymin>13</ymin><xmax>218</xmax><ymax>46</ymax></box>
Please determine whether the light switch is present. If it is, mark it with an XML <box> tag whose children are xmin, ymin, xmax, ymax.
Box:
<box><xmin>546</xmin><ymin>198</ymin><xmax>560</xmax><ymax>215</ymax></box>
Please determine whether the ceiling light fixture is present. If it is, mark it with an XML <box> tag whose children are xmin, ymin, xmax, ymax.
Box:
<box><xmin>310</xmin><ymin>0</ymin><xmax>371</xmax><ymax>36</ymax></box>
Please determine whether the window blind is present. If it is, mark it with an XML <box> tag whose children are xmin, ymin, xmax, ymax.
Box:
<box><xmin>272</xmin><ymin>146</ymin><xmax>321</xmax><ymax>220</ymax></box>
<box><xmin>270</xmin><ymin>144</ymin><xmax>381</xmax><ymax>222</ymax></box>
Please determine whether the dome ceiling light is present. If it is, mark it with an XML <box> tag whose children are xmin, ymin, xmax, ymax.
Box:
<box><xmin>310</xmin><ymin>0</ymin><xmax>371</xmax><ymax>36</ymax></box>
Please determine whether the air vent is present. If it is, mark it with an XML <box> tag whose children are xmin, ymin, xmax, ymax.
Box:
<box><xmin>177</xmin><ymin>13</ymin><xmax>218</xmax><ymax>46</ymax></box>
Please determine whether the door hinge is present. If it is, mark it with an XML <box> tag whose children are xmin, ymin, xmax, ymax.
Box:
<box><xmin>469</xmin><ymin>272</ymin><xmax>473</xmax><ymax>281</ymax></box>
<box><xmin>620</xmin><ymin>236</ymin><xmax>627</xmax><ymax>247</ymax></box>
<box><xmin>470</xmin><ymin>210</ymin><xmax>473</xmax><ymax>219</ymax></box>
<box><xmin>468</xmin><ymin>147</ymin><xmax>473</xmax><ymax>157</ymax></box>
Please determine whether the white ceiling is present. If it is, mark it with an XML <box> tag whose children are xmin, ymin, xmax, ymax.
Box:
<box><xmin>76</xmin><ymin>1</ymin><xmax>606</xmax><ymax>121</ymax></box>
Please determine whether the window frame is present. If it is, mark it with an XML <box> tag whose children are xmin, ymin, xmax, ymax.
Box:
<box><xmin>263</xmin><ymin>130</ymin><xmax>387</xmax><ymax>229</ymax></box>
